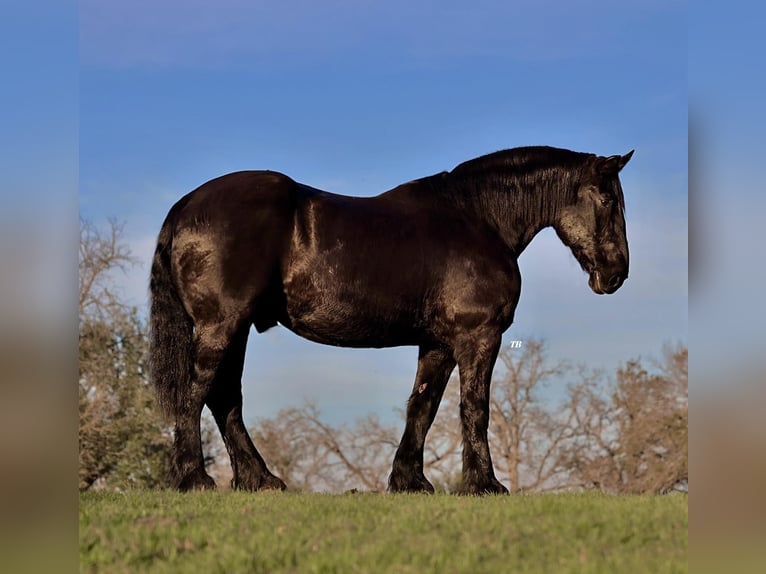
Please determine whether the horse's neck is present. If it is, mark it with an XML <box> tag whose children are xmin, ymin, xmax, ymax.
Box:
<box><xmin>511</xmin><ymin>218</ymin><xmax>551</xmax><ymax>255</ymax></box>
<box><xmin>446</xmin><ymin>171</ymin><xmax>561</xmax><ymax>256</ymax></box>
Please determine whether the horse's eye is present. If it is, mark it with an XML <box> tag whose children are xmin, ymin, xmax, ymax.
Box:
<box><xmin>599</xmin><ymin>195</ymin><xmax>612</xmax><ymax>207</ymax></box>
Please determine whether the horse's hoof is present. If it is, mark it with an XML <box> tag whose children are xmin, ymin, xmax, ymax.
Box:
<box><xmin>176</xmin><ymin>469</ymin><xmax>217</xmax><ymax>492</ymax></box>
<box><xmin>388</xmin><ymin>471</ymin><xmax>435</xmax><ymax>494</ymax></box>
<box><xmin>234</xmin><ymin>472</ymin><xmax>287</xmax><ymax>492</ymax></box>
<box><xmin>457</xmin><ymin>477</ymin><xmax>509</xmax><ymax>496</ymax></box>
<box><xmin>260</xmin><ymin>474</ymin><xmax>287</xmax><ymax>491</ymax></box>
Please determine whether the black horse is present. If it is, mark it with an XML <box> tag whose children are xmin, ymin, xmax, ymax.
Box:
<box><xmin>149</xmin><ymin>145</ymin><xmax>633</xmax><ymax>494</ymax></box>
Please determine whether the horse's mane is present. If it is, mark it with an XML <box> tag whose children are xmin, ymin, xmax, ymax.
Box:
<box><xmin>440</xmin><ymin>146</ymin><xmax>593</xmax><ymax>226</ymax></box>
<box><xmin>451</xmin><ymin>145</ymin><xmax>590</xmax><ymax>176</ymax></box>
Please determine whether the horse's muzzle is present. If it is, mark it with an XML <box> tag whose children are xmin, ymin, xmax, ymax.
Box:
<box><xmin>589</xmin><ymin>270</ymin><xmax>627</xmax><ymax>295</ymax></box>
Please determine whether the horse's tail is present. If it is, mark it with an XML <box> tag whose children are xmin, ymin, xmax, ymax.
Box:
<box><xmin>149</xmin><ymin>211</ymin><xmax>192</xmax><ymax>420</ymax></box>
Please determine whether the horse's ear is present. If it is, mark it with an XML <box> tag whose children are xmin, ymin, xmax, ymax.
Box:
<box><xmin>618</xmin><ymin>149</ymin><xmax>635</xmax><ymax>171</ymax></box>
<box><xmin>597</xmin><ymin>150</ymin><xmax>634</xmax><ymax>174</ymax></box>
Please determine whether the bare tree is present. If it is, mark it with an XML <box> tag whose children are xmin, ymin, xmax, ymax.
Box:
<box><xmin>488</xmin><ymin>340</ymin><xmax>571</xmax><ymax>492</ymax></box>
<box><xmin>250</xmin><ymin>402</ymin><xmax>399</xmax><ymax>492</ymax></box>
<box><xmin>555</xmin><ymin>369</ymin><xmax>623</xmax><ymax>491</ymax></box>
<box><xmin>557</xmin><ymin>345</ymin><xmax>688</xmax><ymax>494</ymax></box>
<box><xmin>79</xmin><ymin>218</ymin><xmax>135</xmax><ymax>321</ymax></box>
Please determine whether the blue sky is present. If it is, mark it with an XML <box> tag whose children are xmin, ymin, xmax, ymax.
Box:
<box><xmin>78</xmin><ymin>1</ymin><xmax>687</xmax><ymax>425</ymax></box>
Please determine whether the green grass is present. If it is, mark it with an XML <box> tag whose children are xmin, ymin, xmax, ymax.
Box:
<box><xmin>80</xmin><ymin>491</ymin><xmax>687</xmax><ymax>573</ymax></box>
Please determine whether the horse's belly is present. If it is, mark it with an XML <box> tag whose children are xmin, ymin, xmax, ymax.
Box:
<box><xmin>281</xmin><ymin>282</ymin><xmax>421</xmax><ymax>348</ymax></box>
<box><xmin>282</xmin><ymin>320</ymin><xmax>414</xmax><ymax>348</ymax></box>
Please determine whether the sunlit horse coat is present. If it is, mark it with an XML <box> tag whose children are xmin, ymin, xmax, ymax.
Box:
<box><xmin>150</xmin><ymin>145</ymin><xmax>633</xmax><ymax>494</ymax></box>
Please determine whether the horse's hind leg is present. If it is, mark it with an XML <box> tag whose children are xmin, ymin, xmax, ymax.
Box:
<box><xmin>388</xmin><ymin>346</ymin><xmax>456</xmax><ymax>493</ymax></box>
<box><xmin>205</xmin><ymin>325</ymin><xmax>286</xmax><ymax>491</ymax></box>
<box><xmin>171</xmin><ymin>324</ymin><xmax>230</xmax><ymax>490</ymax></box>
<box><xmin>172</xmin><ymin>318</ymin><xmax>254</xmax><ymax>490</ymax></box>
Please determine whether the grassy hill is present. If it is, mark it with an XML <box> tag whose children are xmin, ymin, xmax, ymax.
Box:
<box><xmin>80</xmin><ymin>491</ymin><xmax>687</xmax><ymax>573</ymax></box>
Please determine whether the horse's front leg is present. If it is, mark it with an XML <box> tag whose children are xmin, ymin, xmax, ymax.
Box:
<box><xmin>388</xmin><ymin>345</ymin><xmax>456</xmax><ymax>493</ymax></box>
<box><xmin>455</xmin><ymin>329</ymin><xmax>508</xmax><ymax>495</ymax></box>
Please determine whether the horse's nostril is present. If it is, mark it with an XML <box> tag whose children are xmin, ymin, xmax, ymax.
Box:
<box><xmin>607</xmin><ymin>274</ymin><xmax>623</xmax><ymax>289</ymax></box>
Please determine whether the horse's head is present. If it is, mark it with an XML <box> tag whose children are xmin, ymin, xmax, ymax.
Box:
<box><xmin>554</xmin><ymin>150</ymin><xmax>633</xmax><ymax>295</ymax></box>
